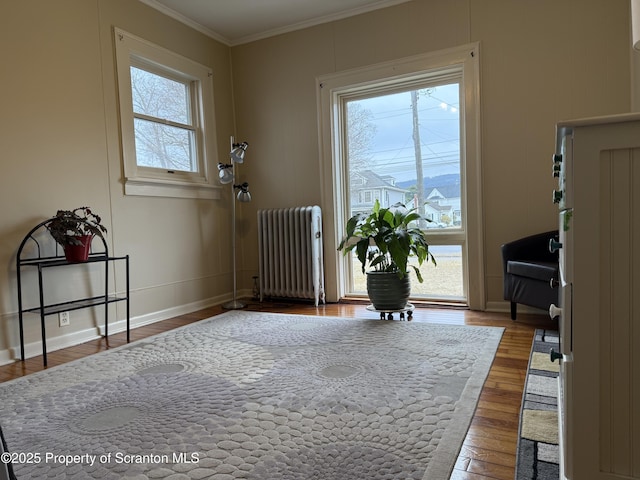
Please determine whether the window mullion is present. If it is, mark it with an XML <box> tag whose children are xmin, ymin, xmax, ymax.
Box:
<box><xmin>133</xmin><ymin>112</ymin><xmax>195</xmax><ymax>132</ymax></box>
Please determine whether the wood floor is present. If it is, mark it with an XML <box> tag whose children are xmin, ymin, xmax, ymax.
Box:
<box><xmin>0</xmin><ymin>300</ymin><xmax>556</xmax><ymax>480</ymax></box>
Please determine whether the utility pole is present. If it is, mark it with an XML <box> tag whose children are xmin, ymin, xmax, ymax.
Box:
<box><xmin>411</xmin><ymin>91</ymin><xmax>425</xmax><ymax>226</ymax></box>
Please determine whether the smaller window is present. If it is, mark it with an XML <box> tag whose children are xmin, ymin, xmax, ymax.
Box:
<box><xmin>114</xmin><ymin>28</ymin><xmax>219</xmax><ymax>199</ymax></box>
<box><xmin>131</xmin><ymin>66</ymin><xmax>196</xmax><ymax>172</ymax></box>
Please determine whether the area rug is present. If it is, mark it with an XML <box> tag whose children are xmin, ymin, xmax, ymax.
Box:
<box><xmin>515</xmin><ymin>329</ymin><xmax>560</xmax><ymax>480</ymax></box>
<box><xmin>0</xmin><ymin>311</ymin><xmax>503</xmax><ymax>479</ymax></box>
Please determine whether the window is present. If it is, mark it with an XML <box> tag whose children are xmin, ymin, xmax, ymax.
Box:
<box><xmin>114</xmin><ymin>28</ymin><xmax>219</xmax><ymax>199</ymax></box>
<box><xmin>317</xmin><ymin>44</ymin><xmax>484</xmax><ymax>308</ymax></box>
<box><xmin>131</xmin><ymin>66</ymin><xmax>195</xmax><ymax>171</ymax></box>
<box><xmin>343</xmin><ymin>82</ymin><xmax>466</xmax><ymax>302</ymax></box>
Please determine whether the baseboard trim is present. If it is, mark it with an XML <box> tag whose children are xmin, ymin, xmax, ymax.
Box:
<box><xmin>5</xmin><ymin>291</ymin><xmax>530</xmax><ymax>366</ymax></box>
<box><xmin>485</xmin><ymin>300</ymin><xmax>548</xmax><ymax>317</ymax></box>
<box><xmin>0</xmin><ymin>350</ymin><xmax>14</xmax><ymax>366</ymax></box>
<box><xmin>0</xmin><ymin>291</ymin><xmax>247</xmax><ymax>366</ymax></box>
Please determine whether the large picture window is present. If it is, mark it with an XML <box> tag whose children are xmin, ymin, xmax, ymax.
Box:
<box><xmin>317</xmin><ymin>44</ymin><xmax>484</xmax><ymax>308</ymax></box>
<box><xmin>344</xmin><ymin>81</ymin><xmax>465</xmax><ymax>302</ymax></box>
<box><xmin>114</xmin><ymin>28</ymin><xmax>219</xmax><ymax>199</ymax></box>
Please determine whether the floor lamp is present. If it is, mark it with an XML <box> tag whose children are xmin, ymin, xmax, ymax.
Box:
<box><xmin>218</xmin><ymin>136</ymin><xmax>251</xmax><ymax>309</ymax></box>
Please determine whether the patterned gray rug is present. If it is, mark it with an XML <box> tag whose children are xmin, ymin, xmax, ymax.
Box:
<box><xmin>0</xmin><ymin>311</ymin><xmax>503</xmax><ymax>479</ymax></box>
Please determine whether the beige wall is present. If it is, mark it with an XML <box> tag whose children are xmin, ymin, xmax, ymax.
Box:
<box><xmin>0</xmin><ymin>0</ymin><xmax>632</xmax><ymax>361</ymax></box>
<box><xmin>231</xmin><ymin>0</ymin><xmax>631</xmax><ymax>307</ymax></box>
<box><xmin>0</xmin><ymin>0</ymin><xmax>235</xmax><ymax>361</ymax></box>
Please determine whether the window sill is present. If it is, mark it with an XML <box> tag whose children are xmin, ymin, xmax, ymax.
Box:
<box><xmin>124</xmin><ymin>177</ymin><xmax>221</xmax><ymax>199</ymax></box>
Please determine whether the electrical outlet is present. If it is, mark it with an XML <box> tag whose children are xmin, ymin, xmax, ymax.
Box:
<box><xmin>58</xmin><ymin>311</ymin><xmax>70</xmax><ymax>327</ymax></box>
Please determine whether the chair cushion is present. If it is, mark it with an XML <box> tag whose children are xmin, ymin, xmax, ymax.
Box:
<box><xmin>507</xmin><ymin>260</ymin><xmax>558</xmax><ymax>282</ymax></box>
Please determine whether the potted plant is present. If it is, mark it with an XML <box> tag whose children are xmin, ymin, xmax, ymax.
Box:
<box><xmin>337</xmin><ymin>200</ymin><xmax>436</xmax><ymax>311</ymax></box>
<box><xmin>46</xmin><ymin>207</ymin><xmax>107</xmax><ymax>262</ymax></box>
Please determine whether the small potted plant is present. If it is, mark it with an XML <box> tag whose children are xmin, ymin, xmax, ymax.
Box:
<box><xmin>46</xmin><ymin>207</ymin><xmax>107</xmax><ymax>262</ymax></box>
<box><xmin>337</xmin><ymin>200</ymin><xmax>436</xmax><ymax>311</ymax></box>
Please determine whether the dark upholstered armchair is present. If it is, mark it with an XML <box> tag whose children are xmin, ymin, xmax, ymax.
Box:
<box><xmin>501</xmin><ymin>230</ymin><xmax>559</xmax><ymax>320</ymax></box>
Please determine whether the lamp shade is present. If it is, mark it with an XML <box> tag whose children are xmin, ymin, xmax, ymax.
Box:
<box><xmin>230</xmin><ymin>142</ymin><xmax>248</xmax><ymax>163</ymax></box>
<box><xmin>235</xmin><ymin>182</ymin><xmax>251</xmax><ymax>202</ymax></box>
<box><xmin>218</xmin><ymin>164</ymin><xmax>233</xmax><ymax>184</ymax></box>
<box><xmin>237</xmin><ymin>190</ymin><xmax>252</xmax><ymax>202</ymax></box>
<box><xmin>633</xmin><ymin>0</ymin><xmax>640</xmax><ymax>50</ymax></box>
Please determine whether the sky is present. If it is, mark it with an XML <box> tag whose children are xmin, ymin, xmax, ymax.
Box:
<box><xmin>348</xmin><ymin>83</ymin><xmax>461</xmax><ymax>183</ymax></box>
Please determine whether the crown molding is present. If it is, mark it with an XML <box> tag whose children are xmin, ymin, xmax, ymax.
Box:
<box><xmin>137</xmin><ymin>0</ymin><xmax>413</xmax><ymax>47</ymax></box>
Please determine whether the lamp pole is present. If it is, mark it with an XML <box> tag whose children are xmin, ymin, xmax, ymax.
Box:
<box><xmin>223</xmin><ymin>179</ymin><xmax>245</xmax><ymax>309</ymax></box>
<box><xmin>221</xmin><ymin>136</ymin><xmax>250</xmax><ymax>309</ymax></box>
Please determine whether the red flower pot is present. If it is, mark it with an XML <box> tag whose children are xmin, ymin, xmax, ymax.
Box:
<box><xmin>63</xmin><ymin>235</ymin><xmax>93</xmax><ymax>262</ymax></box>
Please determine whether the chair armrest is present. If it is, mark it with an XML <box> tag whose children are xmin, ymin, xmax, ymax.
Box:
<box><xmin>501</xmin><ymin>230</ymin><xmax>559</xmax><ymax>275</ymax></box>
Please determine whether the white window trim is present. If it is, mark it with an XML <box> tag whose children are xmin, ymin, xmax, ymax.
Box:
<box><xmin>317</xmin><ymin>43</ymin><xmax>484</xmax><ymax>309</ymax></box>
<box><xmin>114</xmin><ymin>27</ymin><xmax>220</xmax><ymax>199</ymax></box>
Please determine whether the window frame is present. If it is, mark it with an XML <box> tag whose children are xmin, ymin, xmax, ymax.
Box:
<box><xmin>342</xmin><ymin>79</ymin><xmax>467</xmax><ymax>303</ymax></box>
<box><xmin>317</xmin><ymin>44</ymin><xmax>484</xmax><ymax>309</ymax></box>
<box><xmin>114</xmin><ymin>27</ymin><xmax>220</xmax><ymax>199</ymax></box>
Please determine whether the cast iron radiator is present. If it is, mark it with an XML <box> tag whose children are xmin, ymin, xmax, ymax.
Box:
<box><xmin>257</xmin><ymin>206</ymin><xmax>325</xmax><ymax>306</ymax></box>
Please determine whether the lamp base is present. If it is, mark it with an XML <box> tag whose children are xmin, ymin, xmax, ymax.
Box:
<box><xmin>222</xmin><ymin>299</ymin><xmax>247</xmax><ymax>310</ymax></box>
